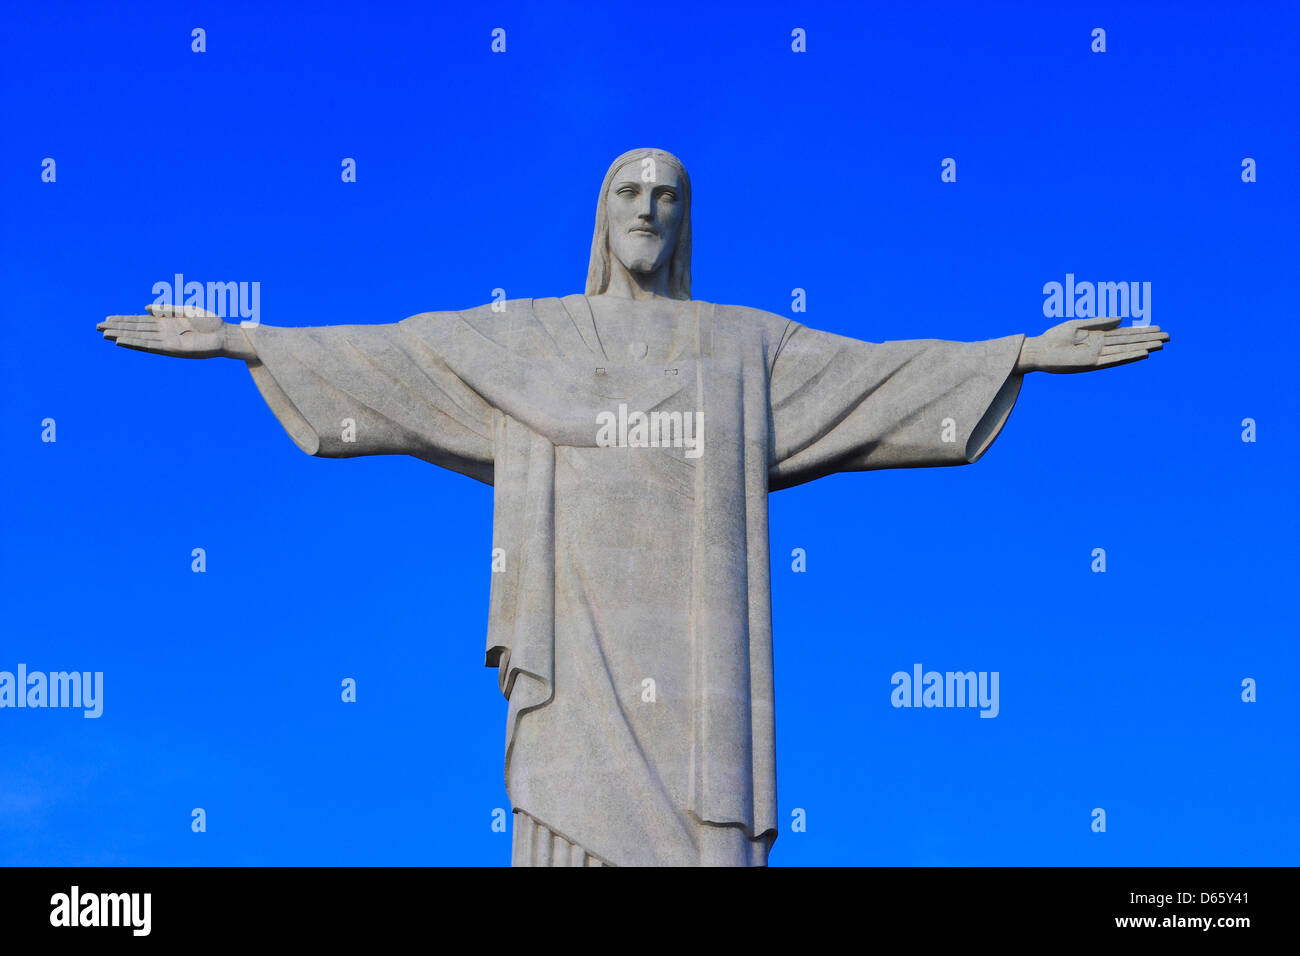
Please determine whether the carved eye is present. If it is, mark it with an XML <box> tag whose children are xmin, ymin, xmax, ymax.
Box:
<box><xmin>659</xmin><ymin>191</ymin><xmax>678</xmax><ymax>202</ymax></box>
<box><xmin>616</xmin><ymin>186</ymin><xmax>638</xmax><ymax>197</ymax></box>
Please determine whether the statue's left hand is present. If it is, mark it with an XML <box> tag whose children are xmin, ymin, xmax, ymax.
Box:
<box><xmin>1017</xmin><ymin>317</ymin><xmax>1169</xmax><ymax>374</ymax></box>
<box><xmin>97</xmin><ymin>304</ymin><xmax>232</xmax><ymax>358</ymax></box>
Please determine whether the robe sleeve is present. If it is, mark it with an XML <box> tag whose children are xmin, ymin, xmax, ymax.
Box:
<box><xmin>768</xmin><ymin>321</ymin><xmax>1025</xmax><ymax>491</ymax></box>
<box><xmin>241</xmin><ymin>319</ymin><xmax>496</xmax><ymax>484</ymax></box>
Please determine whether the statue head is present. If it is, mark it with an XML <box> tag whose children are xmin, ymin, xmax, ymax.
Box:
<box><xmin>586</xmin><ymin>148</ymin><xmax>692</xmax><ymax>300</ymax></box>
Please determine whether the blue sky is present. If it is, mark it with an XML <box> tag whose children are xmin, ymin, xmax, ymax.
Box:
<box><xmin>1</xmin><ymin>0</ymin><xmax>1296</xmax><ymax>865</ymax></box>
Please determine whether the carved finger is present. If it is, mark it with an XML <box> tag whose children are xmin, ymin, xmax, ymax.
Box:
<box><xmin>100</xmin><ymin>318</ymin><xmax>157</xmax><ymax>334</ymax></box>
<box><xmin>115</xmin><ymin>333</ymin><xmax>164</xmax><ymax>351</ymax></box>
<box><xmin>1096</xmin><ymin>347</ymin><xmax>1149</xmax><ymax>367</ymax></box>
<box><xmin>1102</xmin><ymin>329</ymin><xmax>1166</xmax><ymax>346</ymax></box>
<box><xmin>1104</xmin><ymin>324</ymin><xmax>1161</xmax><ymax>333</ymax></box>
<box><xmin>1101</xmin><ymin>341</ymin><xmax>1162</xmax><ymax>355</ymax></box>
<box><xmin>103</xmin><ymin>325</ymin><xmax>152</xmax><ymax>341</ymax></box>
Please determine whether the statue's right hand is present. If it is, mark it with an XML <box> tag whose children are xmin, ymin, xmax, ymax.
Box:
<box><xmin>97</xmin><ymin>304</ymin><xmax>230</xmax><ymax>358</ymax></box>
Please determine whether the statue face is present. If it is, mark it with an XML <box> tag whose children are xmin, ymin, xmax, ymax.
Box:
<box><xmin>605</xmin><ymin>161</ymin><xmax>683</xmax><ymax>279</ymax></box>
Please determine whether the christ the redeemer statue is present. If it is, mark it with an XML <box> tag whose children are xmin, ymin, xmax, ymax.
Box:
<box><xmin>98</xmin><ymin>147</ymin><xmax>1168</xmax><ymax>867</ymax></box>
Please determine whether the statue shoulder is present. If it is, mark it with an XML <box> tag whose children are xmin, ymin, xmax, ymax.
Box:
<box><xmin>700</xmin><ymin>301</ymin><xmax>796</xmax><ymax>354</ymax></box>
<box><xmin>399</xmin><ymin>298</ymin><xmax>542</xmax><ymax>330</ymax></box>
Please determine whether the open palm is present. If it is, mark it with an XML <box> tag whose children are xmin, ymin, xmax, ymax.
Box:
<box><xmin>1019</xmin><ymin>317</ymin><xmax>1168</xmax><ymax>373</ymax></box>
<box><xmin>97</xmin><ymin>304</ymin><xmax>227</xmax><ymax>358</ymax></box>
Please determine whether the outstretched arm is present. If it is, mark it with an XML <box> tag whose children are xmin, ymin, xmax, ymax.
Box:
<box><xmin>768</xmin><ymin>323</ymin><xmax>1027</xmax><ymax>488</ymax></box>
<box><xmin>97</xmin><ymin>303</ymin><xmax>494</xmax><ymax>479</ymax></box>
<box><xmin>1016</xmin><ymin>317</ymin><xmax>1168</xmax><ymax>373</ymax></box>
<box><xmin>97</xmin><ymin>304</ymin><xmax>257</xmax><ymax>360</ymax></box>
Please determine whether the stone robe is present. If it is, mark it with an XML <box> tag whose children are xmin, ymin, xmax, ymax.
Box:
<box><xmin>241</xmin><ymin>295</ymin><xmax>1025</xmax><ymax>866</ymax></box>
